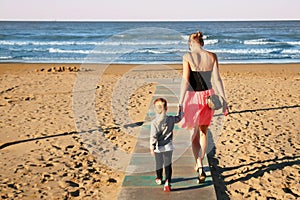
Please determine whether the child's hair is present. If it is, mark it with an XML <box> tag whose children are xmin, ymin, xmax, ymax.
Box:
<box><xmin>153</xmin><ymin>98</ymin><xmax>168</xmax><ymax>110</ymax></box>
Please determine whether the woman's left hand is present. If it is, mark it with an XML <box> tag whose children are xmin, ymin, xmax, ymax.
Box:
<box><xmin>223</xmin><ymin>102</ymin><xmax>229</xmax><ymax>116</ymax></box>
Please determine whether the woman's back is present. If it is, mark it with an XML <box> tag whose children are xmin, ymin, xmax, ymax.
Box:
<box><xmin>184</xmin><ymin>49</ymin><xmax>215</xmax><ymax>72</ymax></box>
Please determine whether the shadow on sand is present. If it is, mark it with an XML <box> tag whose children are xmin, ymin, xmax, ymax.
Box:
<box><xmin>208</xmin><ymin>104</ymin><xmax>300</xmax><ymax>199</ymax></box>
<box><xmin>229</xmin><ymin>104</ymin><xmax>299</xmax><ymax>115</ymax></box>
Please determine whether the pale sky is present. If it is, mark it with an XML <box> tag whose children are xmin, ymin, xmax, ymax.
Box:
<box><xmin>1</xmin><ymin>0</ymin><xmax>299</xmax><ymax>21</ymax></box>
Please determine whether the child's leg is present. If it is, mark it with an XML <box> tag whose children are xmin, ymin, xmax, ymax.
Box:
<box><xmin>154</xmin><ymin>152</ymin><xmax>163</xmax><ymax>180</ymax></box>
<box><xmin>163</xmin><ymin>151</ymin><xmax>173</xmax><ymax>185</ymax></box>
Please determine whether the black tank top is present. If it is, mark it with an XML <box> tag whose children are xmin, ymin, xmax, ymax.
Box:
<box><xmin>188</xmin><ymin>70</ymin><xmax>212</xmax><ymax>91</ymax></box>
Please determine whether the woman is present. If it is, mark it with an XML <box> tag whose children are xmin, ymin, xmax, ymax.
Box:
<box><xmin>179</xmin><ymin>31</ymin><xmax>228</xmax><ymax>183</ymax></box>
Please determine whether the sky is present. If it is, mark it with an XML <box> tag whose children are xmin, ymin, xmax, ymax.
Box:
<box><xmin>0</xmin><ymin>0</ymin><xmax>300</xmax><ymax>21</ymax></box>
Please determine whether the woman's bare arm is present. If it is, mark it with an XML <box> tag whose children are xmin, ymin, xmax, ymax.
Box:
<box><xmin>211</xmin><ymin>54</ymin><xmax>228</xmax><ymax>115</ymax></box>
<box><xmin>179</xmin><ymin>58</ymin><xmax>190</xmax><ymax>105</ymax></box>
<box><xmin>212</xmin><ymin>54</ymin><xmax>226</xmax><ymax>99</ymax></box>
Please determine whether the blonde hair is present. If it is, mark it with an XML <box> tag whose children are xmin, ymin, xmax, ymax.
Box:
<box><xmin>188</xmin><ymin>31</ymin><xmax>204</xmax><ymax>46</ymax></box>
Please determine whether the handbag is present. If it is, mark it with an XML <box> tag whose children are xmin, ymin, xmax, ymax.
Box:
<box><xmin>207</xmin><ymin>94</ymin><xmax>223</xmax><ymax>110</ymax></box>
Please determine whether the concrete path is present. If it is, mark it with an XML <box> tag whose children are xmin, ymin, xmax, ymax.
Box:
<box><xmin>118</xmin><ymin>80</ymin><xmax>217</xmax><ymax>200</ymax></box>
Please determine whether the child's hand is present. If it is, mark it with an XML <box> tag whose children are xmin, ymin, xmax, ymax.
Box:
<box><xmin>150</xmin><ymin>148</ymin><xmax>155</xmax><ymax>156</ymax></box>
<box><xmin>178</xmin><ymin>105</ymin><xmax>183</xmax><ymax>113</ymax></box>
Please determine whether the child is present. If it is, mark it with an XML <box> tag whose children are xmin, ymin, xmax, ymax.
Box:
<box><xmin>150</xmin><ymin>98</ymin><xmax>183</xmax><ymax>192</ymax></box>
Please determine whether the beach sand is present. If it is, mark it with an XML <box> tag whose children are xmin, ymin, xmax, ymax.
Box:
<box><xmin>0</xmin><ymin>63</ymin><xmax>299</xmax><ymax>199</ymax></box>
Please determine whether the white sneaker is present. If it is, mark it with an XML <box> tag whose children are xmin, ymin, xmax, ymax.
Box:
<box><xmin>155</xmin><ymin>178</ymin><xmax>162</xmax><ymax>185</ymax></box>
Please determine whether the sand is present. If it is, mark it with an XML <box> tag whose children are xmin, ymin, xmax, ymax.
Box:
<box><xmin>0</xmin><ymin>63</ymin><xmax>299</xmax><ymax>199</ymax></box>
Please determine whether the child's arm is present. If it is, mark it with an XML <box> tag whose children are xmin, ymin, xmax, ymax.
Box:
<box><xmin>174</xmin><ymin>105</ymin><xmax>184</xmax><ymax>123</ymax></box>
<box><xmin>149</xmin><ymin>121</ymin><xmax>157</xmax><ymax>155</ymax></box>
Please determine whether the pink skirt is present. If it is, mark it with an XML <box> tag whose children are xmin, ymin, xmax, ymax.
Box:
<box><xmin>179</xmin><ymin>89</ymin><xmax>215</xmax><ymax>129</ymax></box>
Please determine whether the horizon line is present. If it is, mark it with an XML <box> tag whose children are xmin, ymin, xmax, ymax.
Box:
<box><xmin>1</xmin><ymin>18</ymin><xmax>300</xmax><ymax>22</ymax></box>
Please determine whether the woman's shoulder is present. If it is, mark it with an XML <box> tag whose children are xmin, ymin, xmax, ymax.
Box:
<box><xmin>183</xmin><ymin>52</ymin><xmax>192</xmax><ymax>59</ymax></box>
<box><xmin>202</xmin><ymin>50</ymin><xmax>217</xmax><ymax>63</ymax></box>
<box><xmin>203</xmin><ymin>49</ymin><xmax>216</xmax><ymax>56</ymax></box>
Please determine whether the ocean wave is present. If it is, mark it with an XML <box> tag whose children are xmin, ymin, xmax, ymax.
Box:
<box><xmin>4</xmin><ymin>40</ymin><xmax>116</xmax><ymax>46</ymax></box>
<box><xmin>49</xmin><ymin>48</ymin><xmax>137</xmax><ymax>54</ymax></box>
<box><xmin>244</xmin><ymin>38</ymin><xmax>300</xmax><ymax>46</ymax></box>
<box><xmin>222</xmin><ymin>39</ymin><xmax>242</xmax><ymax>44</ymax></box>
<box><xmin>213</xmin><ymin>48</ymin><xmax>282</xmax><ymax>54</ymax></box>
<box><xmin>48</xmin><ymin>48</ymin><xmax>130</xmax><ymax>54</ymax></box>
<box><xmin>1</xmin><ymin>21</ymin><xmax>299</xmax><ymax>64</ymax></box>
<box><xmin>112</xmin><ymin>33</ymin><xmax>184</xmax><ymax>41</ymax></box>
<box><xmin>48</xmin><ymin>48</ymin><xmax>127</xmax><ymax>54</ymax></box>
<box><xmin>204</xmin><ymin>39</ymin><xmax>218</xmax><ymax>45</ymax></box>
<box><xmin>0</xmin><ymin>56</ymin><xmax>13</xmax><ymax>59</ymax></box>
<box><xmin>282</xmin><ymin>49</ymin><xmax>300</xmax><ymax>54</ymax></box>
<box><xmin>137</xmin><ymin>49</ymin><xmax>187</xmax><ymax>54</ymax></box>
<box><xmin>100</xmin><ymin>41</ymin><xmax>185</xmax><ymax>46</ymax></box>
<box><xmin>0</xmin><ymin>40</ymin><xmax>186</xmax><ymax>46</ymax></box>
<box><xmin>181</xmin><ymin>34</ymin><xmax>208</xmax><ymax>39</ymax></box>
<box><xmin>244</xmin><ymin>38</ymin><xmax>273</xmax><ymax>45</ymax></box>
<box><xmin>4</xmin><ymin>56</ymin><xmax>300</xmax><ymax>64</ymax></box>
<box><xmin>118</xmin><ymin>38</ymin><xmax>218</xmax><ymax>46</ymax></box>
<box><xmin>0</xmin><ymin>37</ymin><xmax>218</xmax><ymax>47</ymax></box>
<box><xmin>286</xmin><ymin>41</ymin><xmax>300</xmax><ymax>45</ymax></box>
<box><xmin>181</xmin><ymin>35</ymin><xmax>189</xmax><ymax>41</ymax></box>
<box><xmin>8</xmin><ymin>47</ymin><xmax>49</xmax><ymax>52</ymax></box>
<box><xmin>49</xmin><ymin>48</ymin><xmax>92</xmax><ymax>54</ymax></box>
<box><xmin>46</xmin><ymin>47</ymin><xmax>294</xmax><ymax>57</ymax></box>
<box><xmin>48</xmin><ymin>48</ymin><xmax>187</xmax><ymax>55</ymax></box>
<box><xmin>180</xmin><ymin>35</ymin><xmax>215</xmax><ymax>44</ymax></box>
<box><xmin>29</xmin><ymin>34</ymin><xmax>104</xmax><ymax>40</ymax></box>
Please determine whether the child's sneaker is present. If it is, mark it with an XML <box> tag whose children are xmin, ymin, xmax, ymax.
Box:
<box><xmin>164</xmin><ymin>185</ymin><xmax>171</xmax><ymax>192</ymax></box>
<box><xmin>155</xmin><ymin>178</ymin><xmax>162</xmax><ymax>185</ymax></box>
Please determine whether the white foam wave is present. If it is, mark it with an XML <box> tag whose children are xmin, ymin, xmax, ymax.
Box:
<box><xmin>244</xmin><ymin>39</ymin><xmax>300</xmax><ymax>46</ymax></box>
<box><xmin>101</xmin><ymin>41</ymin><xmax>185</xmax><ymax>46</ymax></box>
<box><xmin>0</xmin><ymin>41</ymin><xmax>28</xmax><ymax>46</ymax></box>
<box><xmin>7</xmin><ymin>38</ymin><xmax>292</xmax><ymax>47</ymax></box>
<box><xmin>49</xmin><ymin>48</ymin><xmax>127</xmax><ymax>54</ymax></box>
<box><xmin>205</xmin><ymin>39</ymin><xmax>218</xmax><ymax>45</ymax></box>
<box><xmin>0</xmin><ymin>40</ymin><xmax>188</xmax><ymax>46</ymax></box>
<box><xmin>30</xmin><ymin>46</ymin><xmax>294</xmax><ymax>56</ymax></box>
<box><xmin>0</xmin><ymin>41</ymin><xmax>78</xmax><ymax>46</ymax></box>
<box><xmin>213</xmin><ymin>48</ymin><xmax>282</xmax><ymax>54</ymax></box>
<box><xmin>282</xmin><ymin>49</ymin><xmax>300</xmax><ymax>54</ymax></box>
<box><xmin>48</xmin><ymin>48</ymin><xmax>187</xmax><ymax>55</ymax></box>
<box><xmin>181</xmin><ymin>35</ymin><xmax>189</xmax><ymax>41</ymax></box>
<box><xmin>137</xmin><ymin>49</ymin><xmax>187</xmax><ymax>54</ymax></box>
<box><xmin>0</xmin><ymin>36</ymin><xmax>219</xmax><ymax>47</ymax></box>
<box><xmin>244</xmin><ymin>39</ymin><xmax>271</xmax><ymax>45</ymax></box>
<box><xmin>286</xmin><ymin>41</ymin><xmax>300</xmax><ymax>45</ymax></box>
<box><xmin>9</xmin><ymin>47</ymin><xmax>49</xmax><ymax>52</ymax></box>
<box><xmin>0</xmin><ymin>56</ymin><xmax>13</xmax><ymax>59</ymax></box>
<box><xmin>180</xmin><ymin>35</ymin><xmax>216</xmax><ymax>45</ymax></box>
<box><xmin>49</xmin><ymin>48</ymin><xmax>92</xmax><ymax>54</ymax></box>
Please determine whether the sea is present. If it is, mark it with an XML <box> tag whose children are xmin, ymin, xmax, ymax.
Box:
<box><xmin>0</xmin><ymin>21</ymin><xmax>300</xmax><ymax>64</ymax></box>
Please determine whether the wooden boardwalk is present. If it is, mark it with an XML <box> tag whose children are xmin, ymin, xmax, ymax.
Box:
<box><xmin>118</xmin><ymin>81</ymin><xmax>217</xmax><ymax>200</ymax></box>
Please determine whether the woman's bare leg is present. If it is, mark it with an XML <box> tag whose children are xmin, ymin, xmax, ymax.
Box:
<box><xmin>191</xmin><ymin>125</ymin><xmax>209</xmax><ymax>169</ymax></box>
<box><xmin>193</xmin><ymin>125</ymin><xmax>208</xmax><ymax>183</ymax></box>
<box><xmin>191</xmin><ymin>126</ymin><xmax>201</xmax><ymax>169</ymax></box>
<box><xmin>199</xmin><ymin>125</ymin><xmax>209</xmax><ymax>164</ymax></box>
